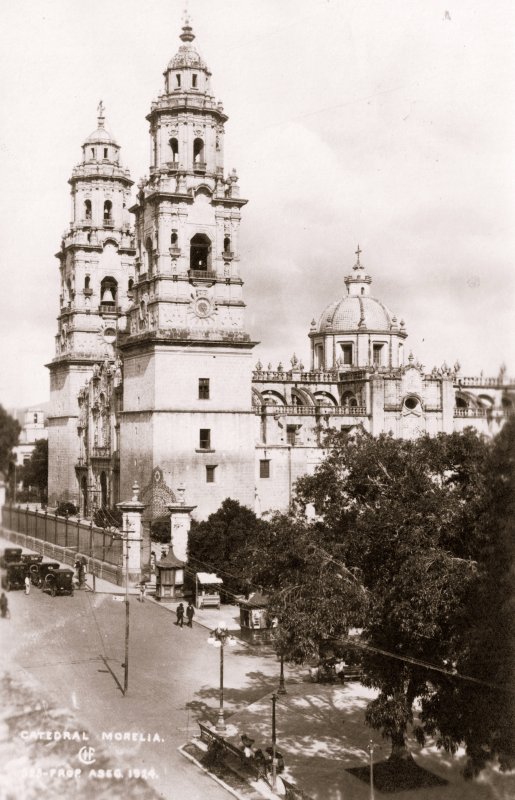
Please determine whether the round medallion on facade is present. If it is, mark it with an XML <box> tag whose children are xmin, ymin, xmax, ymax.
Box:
<box><xmin>194</xmin><ymin>297</ymin><xmax>213</xmax><ymax>319</ymax></box>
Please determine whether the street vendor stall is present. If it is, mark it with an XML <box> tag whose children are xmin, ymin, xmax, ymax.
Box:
<box><xmin>195</xmin><ymin>572</ymin><xmax>223</xmax><ymax>609</ymax></box>
<box><xmin>239</xmin><ymin>591</ymin><xmax>275</xmax><ymax>642</ymax></box>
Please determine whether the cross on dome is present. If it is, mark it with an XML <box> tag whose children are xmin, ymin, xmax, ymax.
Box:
<box><xmin>353</xmin><ymin>244</ymin><xmax>363</xmax><ymax>271</ymax></box>
<box><xmin>97</xmin><ymin>100</ymin><xmax>105</xmax><ymax>127</ymax></box>
<box><xmin>180</xmin><ymin>5</ymin><xmax>195</xmax><ymax>42</ymax></box>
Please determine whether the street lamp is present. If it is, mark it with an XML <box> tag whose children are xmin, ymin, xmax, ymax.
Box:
<box><xmin>368</xmin><ymin>740</ymin><xmax>375</xmax><ymax>800</ymax></box>
<box><xmin>207</xmin><ymin>621</ymin><xmax>237</xmax><ymax>732</ymax></box>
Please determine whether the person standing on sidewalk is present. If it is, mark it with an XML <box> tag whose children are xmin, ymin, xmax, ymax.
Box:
<box><xmin>176</xmin><ymin>602</ymin><xmax>184</xmax><ymax>627</ymax></box>
<box><xmin>139</xmin><ymin>581</ymin><xmax>147</xmax><ymax>603</ymax></box>
<box><xmin>24</xmin><ymin>575</ymin><xmax>31</xmax><ymax>595</ymax></box>
<box><xmin>186</xmin><ymin>602</ymin><xmax>195</xmax><ymax>627</ymax></box>
<box><xmin>0</xmin><ymin>592</ymin><xmax>9</xmax><ymax>618</ymax></box>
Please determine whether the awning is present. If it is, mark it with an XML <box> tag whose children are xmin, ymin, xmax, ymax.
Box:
<box><xmin>196</xmin><ymin>572</ymin><xmax>223</xmax><ymax>585</ymax></box>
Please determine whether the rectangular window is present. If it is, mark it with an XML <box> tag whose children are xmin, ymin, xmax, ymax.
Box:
<box><xmin>373</xmin><ymin>344</ymin><xmax>384</xmax><ymax>367</ymax></box>
<box><xmin>199</xmin><ymin>429</ymin><xmax>211</xmax><ymax>450</ymax></box>
<box><xmin>341</xmin><ymin>344</ymin><xmax>353</xmax><ymax>365</ymax></box>
<box><xmin>104</xmin><ymin>148</ymin><xmax>108</xmax><ymax>158</ymax></box>
<box><xmin>192</xmin><ymin>74</ymin><xmax>198</xmax><ymax>88</ymax></box>
<box><xmin>176</xmin><ymin>74</ymin><xmax>181</xmax><ymax>87</ymax></box>
<box><xmin>206</xmin><ymin>465</ymin><xmax>217</xmax><ymax>483</ymax></box>
<box><xmin>286</xmin><ymin>425</ymin><xmax>296</xmax><ymax>446</ymax></box>
<box><xmin>259</xmin><ymin>459</ymin><xmax>270</xmax><ymax>479</ymax></box>
<box><xmin>198</xmin><ymin>378</ymin><xmax>210</xmax><ymax>400</ymax></box>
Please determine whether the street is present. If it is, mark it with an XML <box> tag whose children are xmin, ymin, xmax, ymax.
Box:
<box><xmin>0</xmin><ymin>579</ymin><xmax>286</xmax><ymax>800</ymax></box>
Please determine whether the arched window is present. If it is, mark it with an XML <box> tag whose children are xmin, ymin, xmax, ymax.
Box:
<box><xmin>455</xmin><ymin>396</ymin><xmax>468</xmax><ymax>409</ymax></box>
<box><xmin>169</xmin><ymin>138</ymin><xmax>179</xmax><ymax>162</ymax></box>
<box><xmin>193</xmin><ymin>138</ymin><xmax>204</xmax><ymax>164</ymax></box>
<box><xmin>190</xmin><ymin>233</ymin><xmax>211</xmax><ymax>272</ymax></box>
<box><xmin>171</xmin><ymin>231</ymin><xmax>178</xmax><ymax>246</ymax></box>
<box><xmin>84</xmin><ymin>199</ymin><xmax>92</xmax><ymax>220</ymax></box>
<box><xmin>145</xmin><ymin>237</ymin><xmax>153</xmax><ymax>276</ymax></box>
<box><xmin>128</xmin><ymin>278</ymin><xmax>134</xmax><ymax>292</ymax></box>
<box><xmin>341</xmin><ymin>391</ymin><xmax>358</xmax><ymax>408</ymax></box>
<box><xmin>100</xmin><ymin>276</ymin><xmax>117</xmax><ymax>308</ymax></box>
<box><xmin>81</xmin><ymin>476</ymin><xmax>88</xmax><ymax>517</ymax></box>
<box><xmin>100</xmin><ymin>472</ymin><xmax>108</xmax><ymax>508</ymax></box>
<box><xmin>103</xmin><ymin>200</ymin><xmax>112</xmax><ymax>222</ymax></box>
<box><xmin>223</xmin><ymin>236</ymin><xmax>231</xmax><ymax>254</ymax></box>
<box><xmin>84</xmin><ymin>276</ymin><xmax>90</xmax><ymax>290</ymax></box>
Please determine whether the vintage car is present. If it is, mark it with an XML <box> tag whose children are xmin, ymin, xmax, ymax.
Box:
<box><xmin>31</xmin><ymin>561</ymin><xmax>60</xmax><ymax>587</ymax></box>
<box><xmin>1</xmin><ymin>562</ymin><xmax>28</xmax><ymax>591</ymax></box>
<box><xmin>20</xmin><ymin>553</ymin><xmax>43</xmax><ymax>567</ymax></box>
<box><xmin>42</xmin><ymin>568</ymin><xmax>74</xmax><ymax>597</ymax></box>
<box><xmin>0</xmin><ymin>547</ymin><xmax>23</xmax><ymax>568</ymax></box>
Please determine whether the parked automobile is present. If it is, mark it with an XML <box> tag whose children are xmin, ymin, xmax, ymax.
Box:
<box><xmin>31</xmin><ymin>561</ymin><xmax>60</xmax><ymax>587</ymax></box>
<box><xmin>42</xmin><ymin>568</ymin><xmax>74</xmax><ymax>597</ymax></box>
<box><xmin>1</xmin><ymin>562</ymin><xmax>28</xmax><ymax>591</ymax></box>
<box><xmin>0</xmin><ymin>548</ymin><xmax>22</xmax><ymax>568</ymax></box>
<box><xmin>20</xmin><ymin>553</ymin><xmax>43</xmax><ymax>567</ymax></box>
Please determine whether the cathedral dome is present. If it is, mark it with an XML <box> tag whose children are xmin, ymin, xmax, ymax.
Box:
<box><xmin>317</xmin><ymin>295</ymin><xmax>394</xmax><ymax>333</ymax></box>
<box><xmin>167</xmin><ymin>21</ymin><xmax>209</xmax><ymax>72</ymax></box>
<box><xmin>84</xmin><ymin>125</ymin><xmax>117</xmax><ymax>145</ymax></box>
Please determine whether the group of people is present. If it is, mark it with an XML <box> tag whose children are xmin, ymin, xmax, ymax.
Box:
<box><xmin>175</xmin><ymin>602</ymin><xmax>195</xmax><ymax>627</ymax></box>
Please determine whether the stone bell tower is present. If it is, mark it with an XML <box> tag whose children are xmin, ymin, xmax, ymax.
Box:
<box><xmin>47</xmin><ymin>105</ymin><xmax>136</xmax><ymax>506</ymax></box>
<box><xmin>119</xmin><ymin>18</ymin><xmax>257</xmax><ymax>518</ymax></box>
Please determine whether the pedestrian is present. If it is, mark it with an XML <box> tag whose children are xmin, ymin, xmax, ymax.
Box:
<box><xmin>0</xmin><ymin>592</ymin><xmax>8</xmax><ymax>619</ymax></box>
<box><xmin>186</xmin><ymin>601</ymin><xmax>195</xmax><ymax>627</ymax></box>
<box><xmin>78</xmin><ymin>564</ymin><xmax>86</xmax><ymax>589</ymax></box>
<box><xmin>139</xmin><ymin>581</ymin><xmax>147</xmax><ymax>603</ymax></box>
<box><xmin>176</xmin><ymin>602</ymin><xmax>184</xmax><ymax>627</ymax></box>
<box><xmin>24</xmin><ymin>575</ymin><xmax>31</xmax><ymax>595</ymax></box>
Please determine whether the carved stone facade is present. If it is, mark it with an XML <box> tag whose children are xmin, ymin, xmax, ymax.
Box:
<box><xmin>47</xmin><ymin>21</ymin><xmax>515</xmax><ymax>519</ymax></box>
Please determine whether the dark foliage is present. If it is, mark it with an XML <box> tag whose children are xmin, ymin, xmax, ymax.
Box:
<box><xmin>188</xmin><ymin>498</ymin><xmax>267</xmax><ymax>599</ymax></box>
<box><xmin>56</xmin><ymin>501</ymin><xmax>78</xmax><ymax>517</ymax></box>
<box><xmin>150</xmin><ymin>516</ymin><xmax>171</xmax><ymax>543</ymax></box>
<box><xmin>20</xmin><ymin>439</ymin><xmax>48</xmax><ymax>502</ymax></box>
<box><xmin>93</xmin><ymin>506</ymin><xmax>122</xmax><ymax>529</ymax></box>
<box><xmin>0</xmin><ymin>405</ymin><xmax>21</xmax><ymax>480</ymax></box>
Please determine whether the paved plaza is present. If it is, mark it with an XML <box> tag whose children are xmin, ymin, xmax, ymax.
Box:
<box><xmin>0</xmin><ymin>534</ymin><xmax>513</xmax><ymax>800</ymax></box>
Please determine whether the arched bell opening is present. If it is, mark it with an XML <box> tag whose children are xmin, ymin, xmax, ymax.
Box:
<box><xmin>190</xmin><ymin>233</ymin><xmax>211</xmax><ymax>272</ymax></box>
<box><xmin>100</xmin><ymin>276</ymin><xmax>117</xmax><ymax>308</ymax></box>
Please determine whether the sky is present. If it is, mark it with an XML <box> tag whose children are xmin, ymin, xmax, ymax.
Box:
<box><xmin>0</xmin><ymin>0</ymin><xmax>514</xmax><ymax>409</ymax></box>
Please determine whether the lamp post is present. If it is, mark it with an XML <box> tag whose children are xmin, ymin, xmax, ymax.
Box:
<box><xmin>278</xmin><ymin>652</ymin><xmax>287</xmax><ymax>695</ymax></box>
<box><xmin>271</xmin><ymin>692</ymin><xmax>278</xmax><ymax>791</ymax></box>
<box><xmin>368</xmin><ymin>740</ymin><xmax>375</xmax><ymax>800</ymax></box>
<box><xmin>207</xmin><ymin>621</ymin><xmax>237</xmax><ymax>732</ymax></box>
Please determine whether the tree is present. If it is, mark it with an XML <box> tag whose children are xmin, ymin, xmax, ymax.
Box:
<box><xmin>187</xmin><ymin>498</ymin><xmax>267</xmax><ymax>599</ymax></box>
<box><xmin>281</xmin><ymin>428</ymin><xmax>491</xmax><ymax>763</ymax></box>
<box><xmin>246</xmin><ymin>512</ymin><xmax>367</xmax><ymax>663</ymax></box>
<box><xmin>419</xmin><ymin>416</ymin><xmax>515</xmax><ymax>776</ymax></box>
<box><xmin>0</xmin><ymin>405</ymin><xmax>21</xmax><ymax>476</ymax></box>
<box><xmin>20</xmin><ymin>438</ymin><xmax>48</xmax><ymax>502</ymax></box>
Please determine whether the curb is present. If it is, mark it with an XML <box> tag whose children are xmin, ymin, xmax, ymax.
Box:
<box><xmin>178</xmin><ymin>742</ymin><xmax>251</xmax><ymax>800</ymax></box>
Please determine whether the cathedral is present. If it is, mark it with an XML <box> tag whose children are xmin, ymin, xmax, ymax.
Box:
<box><xmin>47</xmin><ymin>20</ymin><xmax>514</xmax><ymax>521</ymax></box>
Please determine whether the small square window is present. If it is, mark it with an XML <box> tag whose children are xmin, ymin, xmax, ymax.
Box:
<box><xmin>206</xmin><ymin>465</ymin><xmax>217</xmax><ymax>483</ymax></box>
<box><xmin>286</xmin><ymin>425</ymin><xmax>297</xmax><ymax>446</ymax></box>
<box><xmin>192</xmin><ymin>74</ymin><xmax>198</xmax><ymax>88</ymax></box>
<box><xmin>341</xmin><ymin>344</ymin><xmax>353</xmax><ymax>365</ymax></box>
<box><xmin>198</xmin><ymin>378</ymin><xmax>210</xmax><ymax>400</ymax></box>
<box><xmin>199</xmin><ymin>429</ymin><xmax>211</xmax><ymax>450</ymax></box>
<box><xmin>373</xmin><ymin>344</ymin><xmax>384</xmax><ymax>367</ymax></box>
<box><xmin>259</xmin><ymin>459</ymin><xmax>270</xmax><ymax>479</ymax></box>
